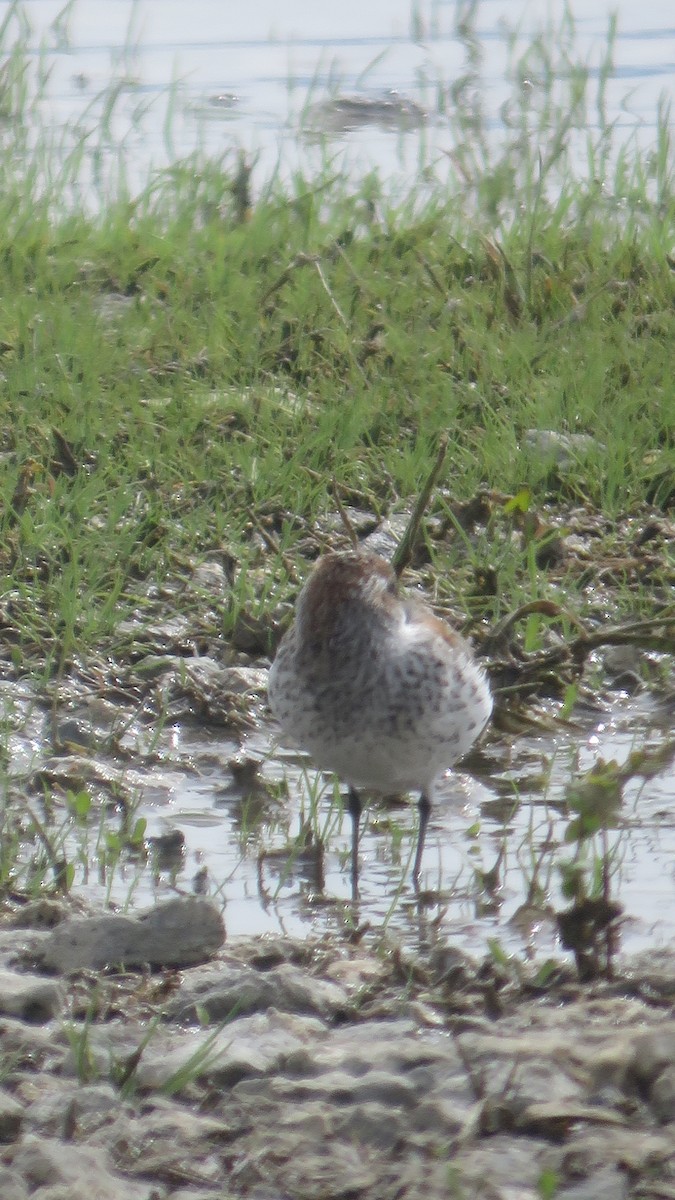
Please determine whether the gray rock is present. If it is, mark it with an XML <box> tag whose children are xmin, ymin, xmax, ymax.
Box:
<box><xmin>362</xmin><ymin>513</ymin><xmax>412</xmax><ymax>560</ymax></box>
<box><xmin>0</xmin><ymin>1091</ymin><xmax>24</xmax><ymax>1142</ymax></box>
<box><xmin>6</xmin><ymin>1135</ymin><xmax>150</xmax><ymax>1200</ymax></box>
<box><xmin>135</xmin><ymin>1009</ymin><xmax>327</xmax><ymax>1091</ymax></box>
<box><xmin>22</xmin><ymin>1081</ymin><xmax>121</xmax><ymax>1137</ymax></box>
<box><xmin>407</xmin><ymin>1095</ymin><xmax>470</xmax><ymax>1139</ymax></box>
<box><xmin>524</xmin><ymin>429</ymin><xmax>605</xmax><ymax>467</ymax></box>
<box><xmin>53</xmin><ymin>716</ymin><xmax>97</xmax><ymax>751</ymax></box>
<box><xmin>626</xmin><ymin>1028</ymin><xmax>675</xmax><ymax>1088</ymax></box>
<box><xmin>40</xmin><ymin>897</ymin><xmax>225</xmax><ymax>973</ymax></box>
<box><xmin>0</xmin><ymin>969</ymin><xmax>64</xmax><ymax>1023</ymax></box>
<box><xmin>0</xmin><ymin>1018</ymin><xmax>57</xmax><ymax>1066</ymax></box>
<box><xmin>230</xmin><ymin>1126</ymin><xmax>379</xmax><ymax>1198</ymax></box>
<box><xmin>614</xmin><ymin>1024</ymin><xmax>675</xmax><ymax>1122</ymax></box>
<box><xmin>558</xmin><ymin>1123</ymin><xmax>674</xmax><ymax>1179</ymax></box>
<box><xmin>281</xmin><ymin>1018</ymin><xmax>424</xmax><ymax>1075</ymax></box>
<box><xmin>170</xmin><ymin>1193</ymin><xmax>226</xmax><ymax>1200</ymax></box>
<box><xmin>6</xmin><ymin>899</ymin><xmax>69</xmax><ymax>931</ymax></box>
<box><xmin>0</xmin><ymin>929</ymin><xmax>52</xmax><ymax>969</ymax></box>
<box><xmin>335</xmin><ymin>1100</ymin><xmax>406</xmax><ymax>1151</ymax></box>
<box><xmin>651</xmin><ymin>1066</ymin><xmax>675</xmax><ymax>1123</ymax></box>
<box><xmin>515</xmin><ymin>1100</ymin><xmax>628</xmax><ymax>1137</ymax></box>
<box><xmin>183</xmin><ymin>659</ymin><xmax>268</xmax><ymax>700</ymax></box>
<box><xmin>450</xmin><ymin>1132</ymin><xmax>555</xmax><ymax>1199</ymax></box>
<box><xmin>95</xmin><ymin>1100</ymin><xmax>232</xmax><ymax>1189</ymax></box>
<box><xmin>191</xmin><ymin>560</ymin><xmax>229</xmax><ymax>591</ymax></box>
<box><xmin>627</xmin><ymin>948</ymin><xmax>675</xmax><ymax>996</ymax></box>
<box><xmin>170</xmin><ymin>960</ymin><xmax>349</xmax><ymax>1023</ymax></box>
<box><xmin>170</xmin><ymin>1193</ymin><xmax>229</xmax><ymax>1200</ymax></box>
<box><xmin>0</xmin><ymin>1167</ymin><xmax>28</xmax><ymax>1200</ymax></box>
<box><xmin>556</xmin><ymin>1165</ymin><xmax>629</xmax><ymax>1200</ymax></box>
<box><xmin>236</xmin><ymin>1067</ymin><xmax>417</xmax><ymax>1110</ymax></box>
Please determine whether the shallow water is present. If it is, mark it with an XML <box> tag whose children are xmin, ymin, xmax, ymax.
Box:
<box><xmin>173</xmin><ymin>700</ymin><xmax>675</xmax><ymax>960</ymax></box>
<box><xmin>4</xmin><ymin>676</ymin><xmax>674</xmax><ymax>962</ymax></box>
<box><xmin>14</xmin><ymin>0</ymin><xmax>675</xmax><ymax>197</ymax></box>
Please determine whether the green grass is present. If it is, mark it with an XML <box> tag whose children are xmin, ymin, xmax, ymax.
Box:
<box><xmin>0</xmin><ymin>3</ymin><xmax>672</xmax><ymax>686</ymax></box>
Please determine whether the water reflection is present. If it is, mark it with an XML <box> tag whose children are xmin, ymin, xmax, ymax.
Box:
<box><xmin>13</xmin><ymin>0</ymin><xmax>675</xmax><ymax>198</ymax></box>
<box><xmin>4</xmin><ymin>670</ymin><xmax>673</xmax><ymax>959</ymax></box>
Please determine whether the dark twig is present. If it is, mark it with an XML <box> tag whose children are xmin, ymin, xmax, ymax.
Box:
<box><xmin>247</xmin><ymin>509</ymin><xmax>299</xmax><ymax>582</ymax></box>
<box><xmin>332</xmin><ymin>479</ymin><xmax>359</xmax><ymax>549</ymax></box>
<box><xmin>484</xmin><ymin>600</ymin><xmax>589</xmax><ymax>654</ymax></box>
<box><xmin>16</xmin><ymin>794</ymin><xmax>69</xmax><ymax>891</ymax></box>
<box><xmin>391</xmin><ymin>433</ymin><xmax>449</xmax><ymax>578</ymax></box>
<box><xmin>486</xmin><ymin>607</ymin><xmax>675</xmax><ymax>672</ymax></box>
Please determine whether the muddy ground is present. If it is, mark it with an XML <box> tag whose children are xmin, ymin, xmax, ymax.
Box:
<box><xmin>0</xmin><ymin>894</ymin><xmax>674</xmax><ymax>1200</ymax></box>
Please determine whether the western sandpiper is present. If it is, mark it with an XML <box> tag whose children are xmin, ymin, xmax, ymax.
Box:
<box><xmin>268</xmin><ymin>549</ymin><xmax>492</xmax><ymax>891</ymax></box>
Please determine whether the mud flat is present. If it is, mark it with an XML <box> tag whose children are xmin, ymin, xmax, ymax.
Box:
<box><xmin>0</xmin><ymin>895</ymin><xmax>673</xmax><ymax>1200</ymax></box>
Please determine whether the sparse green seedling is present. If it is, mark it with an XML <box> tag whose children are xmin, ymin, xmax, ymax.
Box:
<box><xmin>111</xmin><ymin>1014</ymin><xmax>162</xmax><ymax>1100</ymax></box>
<box><xmin>537</xmin><ymin>1167</ymin><xmax>560</xmax><ymax>1200</ymax></box>
<box><xmin>159</xmin><ymin>1012</ymin><xmax>242</xmax><ymax>1098</ymax></box>
<box><xmin>557</xmin><ymin>852</ymin><xmax>623</xmax><ymax>983</ymax></box>
<box><xmin>553</xmin><ymin>752</ymin><xmax>675</xmax><ymax>979</ymax></box>
<box><xmin>62</xmin><ymin>1011</ymin><xmax>99</xmax><ymax>1085</ymax></box>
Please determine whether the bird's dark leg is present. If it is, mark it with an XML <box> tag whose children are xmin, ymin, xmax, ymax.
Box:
<box><xmin>412</xmin><ymin>792</ymin><xmax>431</xmax><ymax>890</ymax></box>
<box><xmin>348</xmin><ymin>787</ymin><xmax>362</xmax><ymax>898</ymax></box>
